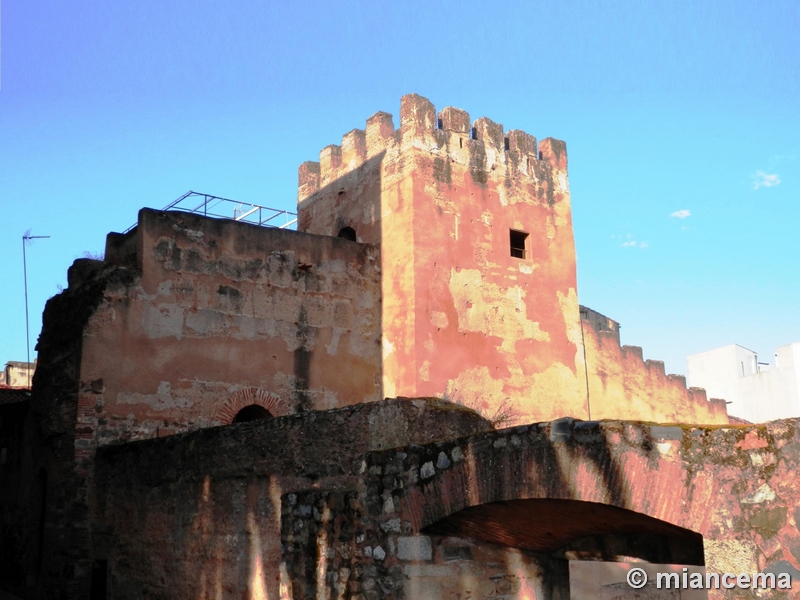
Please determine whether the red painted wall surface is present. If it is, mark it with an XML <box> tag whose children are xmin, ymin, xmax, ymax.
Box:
<box><xmin>299</xmin><ymin>94</ymin><xmax>586</xmax><ymax>424</ymax></box>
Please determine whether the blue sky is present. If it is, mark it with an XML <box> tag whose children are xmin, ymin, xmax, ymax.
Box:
<box><xmin>1</xmin><ymin>0</ymin><xmax>798</xmax><ymax>377</ymax></box>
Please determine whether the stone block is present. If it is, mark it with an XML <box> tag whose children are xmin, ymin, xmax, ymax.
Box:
<box><xmin>650</xmin><ymin>426</ymin><xmax>683</xmax><ymax>441</ymax></box>
<box><xmin>397</xmin><ymin>536</ymin><xmax>432</xmax><ymax>561</ymax></box>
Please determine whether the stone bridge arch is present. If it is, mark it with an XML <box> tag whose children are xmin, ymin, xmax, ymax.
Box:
<box><xmin>423</xmin><ymin>498</ymin><xmax>704</xmax><ymax>566</ymax></box>
<box><xmin>283</xmin><ymin>416</ymin><xmax>800</xmax><ymax>600</ymax></box>
<box><xmin>285</xmin><ymin>418</ymin><xmax>716</xmax><ymax>600</ymax></box>
<box><xmin>373</xmin><ymin>418</ymin><xmax>713</xmax><ymax>538</ymax></box>
<box><xmin>353</xmin><ymin>418</ymin><xmax>712</xmax><ymax>599</ymax></box>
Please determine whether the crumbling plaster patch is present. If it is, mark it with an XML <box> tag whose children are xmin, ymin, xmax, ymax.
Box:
<box><xmin>449</xmin><ymin>268</ymin><xmax>549</xmax><ymax>353</ymax></box>
<box><xmin>116</xmin><ymin>380</ymin><xmax>192</xmax><ymax>410</ymax></box>
<box><xmin>444</xmin><ymin>366</ymin><xmax>506</xmax><ymax>412</ymax></box>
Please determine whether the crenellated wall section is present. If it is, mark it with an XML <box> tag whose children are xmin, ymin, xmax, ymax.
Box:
<box><xmin>580</xmin><ymin>306</ymin><xmax>728</xmax><ymax>424</ymax></box>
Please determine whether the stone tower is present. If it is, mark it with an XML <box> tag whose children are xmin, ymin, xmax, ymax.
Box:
<box><xmin>297</xmin><ymin>94</ymin><xmax>587</xmax><ymax>423</ymax></box>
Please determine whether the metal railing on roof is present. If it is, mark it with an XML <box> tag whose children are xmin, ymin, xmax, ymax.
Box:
<box><xmin>124</xmin><ymin>191</ymin><xmax>297</xmax><ymax>233</ymax></box>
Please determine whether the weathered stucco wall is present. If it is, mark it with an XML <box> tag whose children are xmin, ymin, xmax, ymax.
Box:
<box><xmin>87</xmin><ymin>208</ymin><xmax>382</xmax><ymax>445</ymax></box>
<box><xmin>580</xmin><ymin>307</ymin><xmax>728</xmax><ymax>424</ymax></box>
<box><xmin>298</xmin><ymin>94</ymin><xmax>586</xmax><ymax>425</ymax></box>
<box><xmin>95</xmin><ymin>398</ymin><xmax>491</xmax><ymax>599</ymax></box>
<box><xmin>285</xmin><ymin>417</ymin><xmax>800</xmax><ymax>600</ymax></box>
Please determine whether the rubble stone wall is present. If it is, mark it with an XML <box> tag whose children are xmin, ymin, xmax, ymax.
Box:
<box><xmin>284</xmin><ymin>417</ymin><xmax>800</xmax><ymax>600</ymax></box>
<box><xmin>95</xmin><ymin>398</ymin><xmax>491</xmax><ymax>599</ymax></box>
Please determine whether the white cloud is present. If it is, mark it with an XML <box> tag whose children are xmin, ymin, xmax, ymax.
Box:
<box><xmin>752</xmin><ymin>171</ymin><xmax>781</xmax><ymax>190</ymax></box>
<box><xmin>621</xmin><ymin>238</ymin><xmax>648</xmax><ymax>249</ymax></box>
<box><xmin>670</xmin><ymin>209</ymin><xmax>691</xmax><ymax>219</ymax></box>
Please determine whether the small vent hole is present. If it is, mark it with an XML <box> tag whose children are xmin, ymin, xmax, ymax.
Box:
<box><xmin>337</xmin><ymin>227</ymin><xmax>357</xmax><ymax>242</ymax></box>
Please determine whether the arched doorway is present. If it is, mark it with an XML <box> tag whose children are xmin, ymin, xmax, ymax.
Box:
<box><xmin>215</xmin><ymin>387</ymin><xmax>289</xmax><ymax>424</ymax></box>
<box><xmin>232</xmin><ymin>404</ymin><xmax>272</xmax><ymax>423</ymax></box>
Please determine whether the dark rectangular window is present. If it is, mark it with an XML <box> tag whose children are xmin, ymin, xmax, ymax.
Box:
<box><xmin>510</xmin><ymin>229</ymin><xmax>529</xmax><ymax>259</ymax></box>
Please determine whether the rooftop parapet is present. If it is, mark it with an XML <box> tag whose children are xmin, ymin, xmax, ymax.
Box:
<box><xmin>298</xmin><ymin>94</ymin><xmax>568</xmax><ymax>203</ymax></box>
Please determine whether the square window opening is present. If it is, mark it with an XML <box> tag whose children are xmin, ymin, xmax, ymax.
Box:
<box><xmin>510</xmin><ymin>229</ymin><xmax>529</xmax><ymax>259</ymax></box>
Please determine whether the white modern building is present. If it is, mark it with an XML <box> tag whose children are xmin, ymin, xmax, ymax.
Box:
<box><xmin>687</xmin><ymin>342</ymin><xmax>800</xmax><ymax>423</ymax></box>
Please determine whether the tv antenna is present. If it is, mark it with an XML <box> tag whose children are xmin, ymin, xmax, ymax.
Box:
<box><xmin>22</xmin><ymin>230</ymin><xmax>50</xmax><ymax>388</ymax></box>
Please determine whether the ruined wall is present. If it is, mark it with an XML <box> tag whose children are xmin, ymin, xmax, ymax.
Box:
<box><xmin>285</xmin><ymin>417</ymin><xmax>800</xmax><ymax>600</ymax></box>
<box><xmin>95</xmin><ymin>398</ymin><xmax>491</xmax><ymax>599</ymax></box>
<box><xmin>89</xmin><ymin>208</ymin><xmax>382</xmax><ymax>444</ymax></box>
<box><xmin>2</xmin><ymin>258</ymin><xmax>114</xmax><ymax>600</ymax></box>
<box><xmin>580</xmin><ymin>307</ymin><xmax>728</xmax><ymax>424</ymax></box>
<box><xmin>6</xmin><ymin>210</ymin><xmax>383</xmax><ymax>600</ymax></box>
<box><xmin>97</xmin><ymin>398</ymin><xmax>799</xmax><ymax>599</ymax></box>
<box><xmin>284</xmin><ymin>489</ymin><xmax>573</xmax><ymax>600</ymax></box>
<box><xmin>298</xmin><ymin>94</ymin><xmax>586</xmax><ymax>425</ymax></box>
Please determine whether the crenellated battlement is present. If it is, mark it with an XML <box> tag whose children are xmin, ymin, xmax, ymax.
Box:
<box><xmin>296</xmin><ymin>95</ymin><xmax>587</xmax><ymax>424</ymax></box>
<box><xmin>580</xmin><ymin>307</ymin><xmax>728</xmax><ymax>423</ymax></box>
<box><xmin>298</xmin><ymin>93</ymin><xmax>568</xmax><ymax>203</ymax></box>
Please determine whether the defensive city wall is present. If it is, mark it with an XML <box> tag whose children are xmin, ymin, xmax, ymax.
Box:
<box><xmin>3</xmin><ymin>209</ymin><xmax>383</xmax><ymax>598</ymax></box>
<box><xmin>0</xmin><ymin>95</ymin><xmax>774</xmax><ymax>600</ymax></box>
<box><xmin>580</xmin><ymin>306</ymin><xmax>727</xmax><ymax>423</ymax></box>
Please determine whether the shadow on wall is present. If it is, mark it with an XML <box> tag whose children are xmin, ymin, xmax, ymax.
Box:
<box><xmin>417</xmin><ymin>499</ymin><xmax>703</xmax><ymax>599</ymax></box>
<box><xmin>415</xmin><ymin>425</ymin><xmax>705</xmax><ymax>598</ymax></box>
<box><xmin>302</xmin><ymin>417</ymin><xmax>727</xmax><ymax>600</ymax></box>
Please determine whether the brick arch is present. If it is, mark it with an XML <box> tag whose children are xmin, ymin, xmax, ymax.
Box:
<box><xmin>215</xmin><ymin>387</ymin><xmax>291</xmax><ymax>424</ymax></box>
<box><xmin>368</xmin><ymin>419</ymin><xmax>716</xmax><ymax>537</ymax></box>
